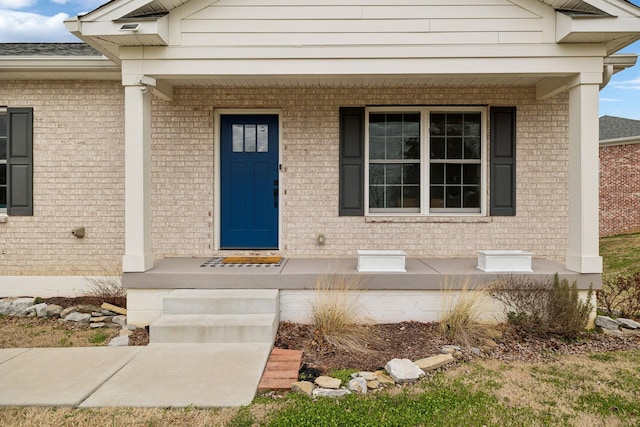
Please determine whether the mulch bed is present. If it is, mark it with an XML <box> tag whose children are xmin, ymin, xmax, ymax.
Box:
<box><xmin>21</xmin><ymin>297</ymin><xmax>640</xmax><ymax>371</ymax></box>
<box><xmin>275</xmin><ymin>321</ymin><xmax>640</xmax><ymax>374</ymax></box>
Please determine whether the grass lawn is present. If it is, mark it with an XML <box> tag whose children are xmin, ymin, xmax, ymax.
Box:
<box><xmin>2</xmin><ymin>350</ymin><xmax>640</xmax><ymax>426</ymax></box>
<box><xmin>600</xmin><ymin>232</ymin><xmax>640</xmax><ymax>275</ymax></box>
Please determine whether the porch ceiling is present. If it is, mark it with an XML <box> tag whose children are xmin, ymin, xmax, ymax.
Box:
<box><xmin>160</xmin><ymin>73</ymin><xmax>556</xmax><ymax>88</ymax></box>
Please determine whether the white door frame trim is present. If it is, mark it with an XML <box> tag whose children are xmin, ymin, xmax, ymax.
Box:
<box><xmin>213</xmin><ymin>108</ymin><xmax>283</xmax><ymax>251</ymax></box>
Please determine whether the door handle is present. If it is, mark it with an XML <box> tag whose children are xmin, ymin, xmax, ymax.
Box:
<box><xmin>273</xmin><ymin>180</ymin><xmax>279</xmax><ymax>208</ymax></box>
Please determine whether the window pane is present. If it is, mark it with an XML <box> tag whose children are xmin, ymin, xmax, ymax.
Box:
<box><xmin>0</xmin><ymin>186</ymin><xmax>5</xmax><ymax>209</ymax></box>
<box><xmin>446</xmin><ymin>114</ymin><xmax>463</xmax><ymax>136</ymax></box>
<box><xmin>369</xmin><ymin>136</ymin><xmax>385</xmax><ymax>160</ymax></box>
<box><xmin>447</xmin><ymin>137</ymin><xmax>462</xmax><ymax>159</ymax></box>
<box><xmin>430</xmin><ymin>163</ymin><xmax>444</xmax><ymax>184</ymax></box>
<box><xmin>464</xmin><ymin>137</ymin><xmax>480</xmax><ymax>159</ymax></box>
<box><xmin>430</xmin><ymin>137</ymin><xmax>445</xmax><ymax>159</ymax></box>
<box><xmin>257</xmin><ymin>124</ymin><xmax>268</xmax><ymax>152</ymax></box>
<box><xmin>386</xmin><ymin>186</ymin><xmax>401</xmax><ymax>208</ymax></box>
<box><xmin>0</xmin><ymin>139</ymin><xmax>5</xmax><ymax>161</ymax></box>
<box><xmin>0</xmin><ymin>164</ymin><xmax>5</xmax><ymax>186</ymax></box>
<box><xmin>0</xmin><ymin>116</ymin><xmax>5</xmax><ymax>136</ymax></box>
<box><xmin>430</xmin><ymin>186</ymin><xmax>444</xmax><ymax>208</ymax></box>
<box><xmin>369</xmin><ymin>114</ymin><xmax>385</xmax><ymax>138</ymax></box>
<box><xmin>403</xmin><ymin>164</ymin><xmax>420</xmax><ymax>185</ymax></box>
<box><xmin>463</xmin><ymin>186</ymin><xmax>480</xmax><ymax>208</ymax></box>
<box><xmin>404</xmin><ymin>114</ymin><xmax>420</xmax><ymax>136</ymax></box>
<box><xmin>232</xmin><ymin>124</ymin><xmax>244</xmax><ymax>152</ymax></box>
<box><xmin>464</xmin><ymin>114</ymin><xmax>481</xmax><ymax>137</ymax></box>
<box><xmin>386</xmin><ymin>164</ymin><xmax>402</xmax><ymax>185</ymax></box>
<box><xmin>430</xmin><ymin>114</ymin><xmax>445</xmax><ymax>136</ymax></box>
<box><xmin>369</xmin><ymin>164</ymin><xmax>385</xmax><ymax>185</ymax></box>
<box><xmin>446</xmin><ymin>186</ymin><xmax>462</xmax><ymax>208</ymax></box>
<box><xmin>385</xmin><ymin>115</ymin><xmax>403</xmax><ymax>136</ymax></box>
<box><xmin>463</xmin><ymin>164</ymin><xmax>480</xmax><ymax>185</ymax></box>
<box><xmin>404</xmin><ymin>186</ymin><xmax>420</xmax><ymax>208</ymax></box>
<box><xmin>386</xmin><ymin>137</ymin><xmax>403</xmax><ymax>160</ymax></box>
<box><xmin>244</xmin><ymin>124</ymin><xmax>256</xmax><ymax>152</ymax></box>
<box><xmin>369</xmin><ymin>186</ymin><xmax>384</xmax><ymax>209</ymax></box>
<box><xmin>404</xmin><ymin>136</ymin><xmax>420</xmax><ymax>159</ymax></box>
<box><xmin>446</xmin><ymin>164</ymin><xmax>461</xmax><ymax>184</ymax></box>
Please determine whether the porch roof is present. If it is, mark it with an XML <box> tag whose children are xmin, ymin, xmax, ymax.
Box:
<box><xmin>122</xmin><ymin>257</ymin><xmax>601</xmax><ymax>291</ymax></box>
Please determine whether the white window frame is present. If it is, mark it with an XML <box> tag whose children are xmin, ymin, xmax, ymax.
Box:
<box><xmin>364</xmin><ymin>106</ymin><xmax>487</xmax><ymax>216</ymax></box>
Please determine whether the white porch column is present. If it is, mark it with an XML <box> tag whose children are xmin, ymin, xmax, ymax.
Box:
<box><xmin>566</xmin><ymin>81</ymin><xmax>603</xmax><ymax>273</ymax></box>
<box><xmin>122</xmin><ymin>84</ymin><xmax>154</xmax><ymax>272</ymax></box>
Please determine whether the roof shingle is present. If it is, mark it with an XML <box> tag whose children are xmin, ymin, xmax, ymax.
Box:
<box><xmin>600</xmin><ymin>115</ymin><xmax>640</xmax><ymax>141</ymax></box>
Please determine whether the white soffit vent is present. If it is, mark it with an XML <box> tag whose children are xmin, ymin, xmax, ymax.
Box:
<box><xmin>119</xmin><ymin>23</ymin><xmax>140</xmax><ymax>31</ymax></box>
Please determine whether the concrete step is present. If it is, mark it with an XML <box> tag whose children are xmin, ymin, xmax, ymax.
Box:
<box><xmin>150</xmin><ymin>313</ymin><xmax>279</xmax><ymax>344</ymax></box>
<box><xmin>163</xmin><ymin>289</ymin><xmax>279</xmax><ymax>315</ymax></box>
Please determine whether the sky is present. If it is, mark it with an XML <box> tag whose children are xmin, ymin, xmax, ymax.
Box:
<box><xmin>0</xmin><ymin>0</ymin><xmax>639</xmax><ymax>120</ymax></box>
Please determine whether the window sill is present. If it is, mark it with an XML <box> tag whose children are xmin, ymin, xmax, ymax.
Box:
<box><xmin>365</xmin><ymin>215</ymin><xmax>492</xmax><ymax>224</ymax></box>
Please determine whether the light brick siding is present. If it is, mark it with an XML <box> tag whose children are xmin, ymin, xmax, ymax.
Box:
<box><xmin>599</xmin><ymin>142</ymin><xmax>640</xmax><ymax>237</ymax></box>
<box><xmin>0</xmin><ymin>80</ymin><xmax>125</xmax><ymax>276</ymax></box>
<box><xmin>0</xmin><ymin>83</ymin><xmax>570</xmax><ymax>275</ymax></box>
<box><xmin>152</xmin><ymin>86</ymin><xmax>570</xmax><ymax>262</ymax></box>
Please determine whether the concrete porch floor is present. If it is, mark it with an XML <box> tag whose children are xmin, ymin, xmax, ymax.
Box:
<box><xmin>123</xmin><ymin>257</ymin><xmax>601</xmax><ymax>290</ymax></box>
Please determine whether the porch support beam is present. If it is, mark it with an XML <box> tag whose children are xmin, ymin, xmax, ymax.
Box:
<box><xmin>566</xmin><ymin>80</ymin><xmax>603</xmax><ymax>274</ymax></box>
<box><xmin>122</xmin><ymin>84</ymin><xmax>154</xmax><ymax>272</ymax></box>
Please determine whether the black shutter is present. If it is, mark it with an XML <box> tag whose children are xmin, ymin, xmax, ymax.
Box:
<box><xmin>339</xmin><ymin>107</ymin><xmax>365</xmax><ymax>216</ymax></box>
<box><xmin>7</xmin><ymin>108</ymin><xmax>33</xmax><ymax>216</ymax></box>
<box><xmin>490</xmin><ymin>107</ymin><xmax>516</xmax><ymax>216</ymax></box>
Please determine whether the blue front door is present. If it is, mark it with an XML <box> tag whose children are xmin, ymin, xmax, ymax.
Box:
<box><xmin>220</xmin><ymin>115</ymin><xmax>279</xmax><ymax>249</ymax></box>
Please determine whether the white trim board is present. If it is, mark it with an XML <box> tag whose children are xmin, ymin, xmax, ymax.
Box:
<box><xmin>0</xmin><ymin>276</ymin><xmax>104</xmax><ymax>298</ymax></box>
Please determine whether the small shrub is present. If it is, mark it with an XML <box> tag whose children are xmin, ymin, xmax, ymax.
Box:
<box><xmin>486</xmin><ymin>274</ymin><xmax>551</xmax><ymax>328</ymax></box>
<box><xmin>547</xmin><ymin>274</ymin><xmax>593</xmax><ymax>339</ymax></box>
<box><xmin>598</xmin><ymin>270</ymin><xmax>640</xmax><ymax>318</ymax></box>
<box><xmin>81</xmin><ymin>269</ymin><xmax>126</xmax><ymax>306</ymax></box>
<box><xmin>488</xmin><ymin>273</ymin><xmax>593</xmax><ymax>339</ymax></box>
<box><xmin>439</xmin><ymin>276</ymin><xmax>492</xmax><ymax>346</ymax></box>
<box><xmin>310</xmin><ymin>273</ymin><xmax>375</xmax><ymax>352</ymax></box>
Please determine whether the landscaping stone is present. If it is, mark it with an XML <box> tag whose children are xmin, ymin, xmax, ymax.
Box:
<box><xmin>124</xmin><ymin>324</ymin><xmax>138</xmax><ymax>331</ymax></box>
<box><xmin>367</xmin><ymin>380</ymin><xmax>380</xmax><ymax>389</ymax></box>
<box><xmin>595</xmin><ymin>315</ymin><xmax>620</xmax><ymax>330</ymax></box>
<box><xmin>90</xmin><ymin>316</ymin><xmax>111</xmax><ymax>323</ymax></box>
<box><xmin>617</xmin><ymin>318</ymin><xmax>640</xmax><ymax>329</ymax></box>
<box><xmin>602</xmin><ymin>328</ymin><xmax>623</xmax><ymax>337</ymax></box>
<box><xmin>314</xmin><ymin>376</ymin><xmax>341</xmax><ymax>389</ymax></box>
<box><xmin>414</xmin><ymin>353</ymin><xmax>455</xmax><ymax>371</ymax></box>
<box><xmin>312</xmin><ymin>387</ymin><xmax>351</xmax><ymax>398</ymax></box>
<box><xmin>0</xmin><ymin>297</ymin><xmax>35</xmax><ymax>316</ymax></box>
<box><xmin>59</xmin><ymin>306</ymin><xmax>78</xmax><ymax>319</ymax></box>
<box><xmin>291</xmin><ymin>381</ymin><xmax>314</xmax><ymax>397</ymax></box>
<box><xmin>374</xmin><ymin>370</ymin><xmax>396</xmax><ymax>385</ymax></box>
<box><xmin>102</xmin><ymin>302</ymin><xmax>127</xmax><ymax>315</ymax></box>
<box><xmin>64</xmin><ymin>312</ymin><xmax>91</xmax><ymax>323</ymax></box>
<box><xmin>45</xmin><ymin>304</ymin><xmax>63</xmax><ymax>318</ymax></box>
<box><xmin>90</xmin><ymin>322</ymin><xmax>106</xmax><ymax>329</ymax></box>
<box><xmin>112</xmin><ymin>315</ymin><xmax>127</xmax><ymax>326</ymax></box>
<box><xmin>108</xmin><ymin>335</ymin><xmax>129</xmax><ymax>347</ymax></box>
<box><xmin>119</xmin><ymin>328</ymin><xmax>132</xmax><ymax>337</ymax></box>
<box><xmin>78</xmin><ymin>304</ymin><xmax>102</xmax><ymax>313</ymax></box>
<box><xmin>385</xmin><ymin>358</ymin><xmax>425</xmax><ymax>383</ymax></box>
<box><xmin>357</xmin><ymin>371</ymin><xmax>378</xmax><ymax>381</ymax></box>
<box><xmin>348</xmin><ymin>377</ymin><xmax>368</xmax><ymax>394</ymax></box>
<box><xmin>25</xmin><ymin>303</ymin><xmax>48</xmax><ymax>318</ymax></box>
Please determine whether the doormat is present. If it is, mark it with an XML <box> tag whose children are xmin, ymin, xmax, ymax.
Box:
<box><xmin>200</xmin><ymin>257</ymin><xmax>284</xmax><ymax>268</ymax></box>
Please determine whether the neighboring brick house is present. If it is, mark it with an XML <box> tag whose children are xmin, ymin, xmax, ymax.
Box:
<box><xmin>1</xmin><ymin>0</ymin><xmax>640</xmax><ymax>323</ymax></box>
<box><xmin>600</xmin><ymin>115</ymin><xmax>640</xmax><ymax>237</ymax></box>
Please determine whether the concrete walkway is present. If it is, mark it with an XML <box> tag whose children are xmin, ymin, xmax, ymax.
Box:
<box><xmin>0</xmin><ymin>343</ymin><xmax>272</xmax><ymax>407</ymax></box>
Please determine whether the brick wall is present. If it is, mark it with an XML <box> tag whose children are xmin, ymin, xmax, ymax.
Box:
<box><xmin>599</xmin><ymin>142</ymin><xmax>640</xmax><ymax>237</ymax></box>
<box><xmin>0</xmin><ymin>80</ymin><xmax>125</xmax><ymax>275</ymax></box>
<box><xmin>0</xmin><ymin>82</ymin><xmax>571</xmax><ymax>275</ymax></box>
<box><xmin>152</xmin><ymin>86</ymin><xmax>570</xmax><ymax>262</ymax></box>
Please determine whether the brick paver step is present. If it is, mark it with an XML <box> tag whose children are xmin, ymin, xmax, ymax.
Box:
<box><xmin>258</xmin><ymin>347</ymin><xmax>303</xmax><ymax>391</ymax></box>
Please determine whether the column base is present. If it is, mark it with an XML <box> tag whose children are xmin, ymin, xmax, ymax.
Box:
<box><xmin>565</xmin><ymin>254</ymin><xmax>603</xmax><ymax>274</ymax></box>
<box><xmin>122</xmin><ymin>254</ymin><xmax>155</xmax><ymax>272</ymax></box>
